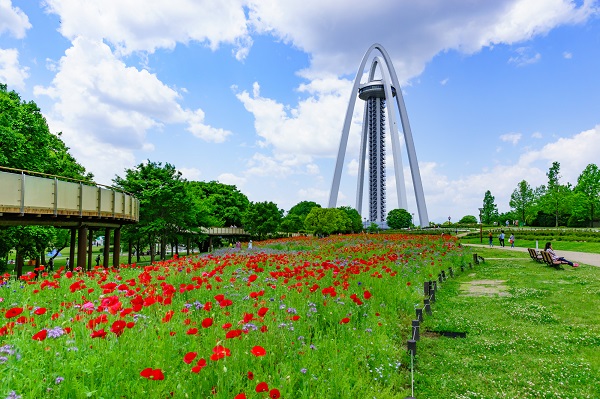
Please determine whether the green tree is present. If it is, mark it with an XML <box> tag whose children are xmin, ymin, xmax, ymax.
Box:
<box><xmin>337</xmin><ymin>206</ymin><xmax>363</xmax><ymax>232</ymax></box>
<box><xmin>509</xmin><ymin>180</ymin><xmax>535</xmax><ymax>224</ymax></box>
<box><xmin>458</xmin><ymin>215</ymin><xmax>478</xmax><ymax>224</ymax></box>
<box><xmin>304</xmin><ymin>208</ymin><xmax>345</xmax><ymax>236</ymax></box>
<box><xmin>0</xmin><ymin>84</ymin><xmax>91</xmax><ymax>179</ymax></box>
<box><xmin>0</xmin><ymin>84</ymin><xmax>92</xmax><ymax>272</ymax></box>
<box><xmin>538</xmin><ymin>162</ymin><xmax>572</xmax><ymax>227</ymax></box>
<box><xmin>280</xmin><ymin>201</ymin><xmax>321</xmax><ymax>233</ymax></box>
<box><xmin>186</xmin><ymin>181</ymin><xmax>249</xmax><ymax>227</ymax></box>
<box><xmin>242</xmin><ymin>201</ymin><xmax>283</xmax><ymax>239</ymax></box>
<box><xmin>113</xmin><ymin>161</ymin><xmax>197</xmax><ymax>261</ymax></box>
<box><xmin>574</xmin><ymin>163</ymin><xmax>600</xmax><ymax>227</ymax></box>
<box><xmin>482</xmin><ymin>190</ymin><xmax>499</xmax><ymax>224</ymax></box>
<box><xmin>386</xmin><ymin>208</ymin><xmax>412</xmax><ymax>229</ymax></box>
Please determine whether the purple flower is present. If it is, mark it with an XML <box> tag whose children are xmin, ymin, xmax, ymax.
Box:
<box><xmin>55</xmin><ymin>377</ymin><xmax>64</xmax><ymax>385</ymax></box>
<box><xmin>5</xmin><ymin>391</ymin><xmax>21</xmax><ymax>399</ymax></box>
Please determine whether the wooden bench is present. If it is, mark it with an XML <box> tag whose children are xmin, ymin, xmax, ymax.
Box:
<box><xmin>540</xmin><ymin>250</ymin><xmax>564</xmax><ymax>269</ymax></box>
<box><xmin>527</xmin><ymin>248</ymin><xmax>543</xmax><ymax>263</ymax></box>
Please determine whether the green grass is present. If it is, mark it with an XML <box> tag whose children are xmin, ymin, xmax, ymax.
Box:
<box><xmin>459</xmin><ymin>235</ymin><xmax>600</xmax><ymax>253</ymax></box>
<box><xmin>416</xmin><ymin>248</ymin><xmax>600</xmax><ymax>398</ymax></box>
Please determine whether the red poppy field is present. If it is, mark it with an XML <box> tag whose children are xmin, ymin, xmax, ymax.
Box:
<box><xmin>0</xmin><ymin>234</ymin><xmax>464</xmax><ymax>398</ymax></box>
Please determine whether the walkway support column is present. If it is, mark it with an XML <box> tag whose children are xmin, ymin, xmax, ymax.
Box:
<box><xmin>77</xmin><ymin>226</ymin><xmax>87</xmax><ymax>270</ymax></box>
<box><xmin>87</xmin><ymin>228</ymin><xmax>94</xmax><ymax>271</ymax></box>
<box><xmin>113</xmin><ymin>228</ymin><xmax>121</xmax><ymax>268</ymax></box>
<box><xmin>69</xmin><ymin>228</ymin><xmax>76</xmax><ymax>271</ymax></box>
<box><xmin>103</xmin><ymin>228</ymin><xmax>111</xmax><ymax>268</ymax></box>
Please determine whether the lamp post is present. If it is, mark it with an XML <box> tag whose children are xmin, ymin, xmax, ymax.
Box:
<box><xmin>448</xmin><ymin>216</ymin><xmax>451</xmax><ymax>225</ymax></box>
<box><xmin>478</xmin><ymin>207</ymin><xmax>483</xmax><ymax>243</ymax></box>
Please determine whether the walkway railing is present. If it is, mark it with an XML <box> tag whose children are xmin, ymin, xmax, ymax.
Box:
<box><xmin>0</xmin><ymin>166</ymin><xmax>138</xmax><ymax>224</ymax></box>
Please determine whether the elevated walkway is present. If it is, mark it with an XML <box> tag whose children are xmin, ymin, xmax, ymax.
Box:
<box><xmin>0</xmin><ymin>166</ymin><xmax>138</xmax><ymax>228</ymax></box>
<box><xmin>0</xmin><ymin>166</ymin><xmax>139</xmax><ymax>275</ymax></box>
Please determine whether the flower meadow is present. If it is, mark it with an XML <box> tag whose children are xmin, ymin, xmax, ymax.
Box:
<box><xmin>1</xmin><ymin>234</ymin><xmax>465</xmax><ymax>398</ymax></box>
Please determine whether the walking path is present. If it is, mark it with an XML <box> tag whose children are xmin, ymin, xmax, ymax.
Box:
<box><xmin>462</xmin><ymin>244</ymin><xmax>600</xmax><ymax>267</ymax></box>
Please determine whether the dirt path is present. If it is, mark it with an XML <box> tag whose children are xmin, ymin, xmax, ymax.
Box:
<box><xmin>462</xmin><ymin>243</ymin><xmax>600</xmax><ymax>267</ymax></box>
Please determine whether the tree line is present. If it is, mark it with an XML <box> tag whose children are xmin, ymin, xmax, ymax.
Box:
<box><xmin>0</xmin><ymin>84</ymin><xmax>362</xmax><ymax>271</ymax></box>
<box><xmin>475</xmin><ymin>161</ymin><xmax>600</xmax><ymax>227</ymax></box>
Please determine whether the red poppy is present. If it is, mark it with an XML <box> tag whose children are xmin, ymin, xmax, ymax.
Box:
<box><xmin>210</xmin><ymin>345</ymin><xmax>231</xmax><ymax>361</ymax></box>
<box><xmin>255</xmin><ymin>382</ymin><xmax>269</xmax><ymax>393</ymax></box>
<box><xmin>234</xmin><ymin>394</ymin><xmax>247</xmax><ymax>399</ymax></box>
<box><xmin>111</xmin><ymin>320</ymin><xmax>127</xmax><ymax>337</ymax></box>
<box><xmin>260</xmin><ymin>325</ymin><xmax>268</xmax><ymax>333</ymax></box>
<box><xmin>225</xmin><ymin>329</ymin><xmax>242</xmax><ymax>339</ymax></box>
<box><xmin>247</xmin><ymin>371</ymin><xmax>254</xmax><ymax>380</ymax></box>
<box><xmin>186</xmin><ymin>328</ymin><xmax>198</xmax><ymax>335</ymax></box>
<box><xmin>5</xmin><ymin>307</ymin><xmax>23</xmax><ymax>319</ymax></box>
<box><xmin>250</xmin><ymin>346</ymin><xmax>266</xmax><ymax>357</ymax></box>
<box><xmin>34</xmin><ymin>307</ymin><xmax>47</xmax><ymax>315</ymax></box>
<box><xmin>90</xmin><ymin>328</ymin><xmax>107</xmax><ymax>339</ymax></box>
<box><xmin>222</xmin><ymin>322</ymin><xmax>232</xmax><ymax>330</ymax></box>
<box><xmin>201</xmin><ymin>318</ymin><xmax>213</xmax><ymax>328</ymax></box>
<box><xmin>32</xmin><ymin>329</ymin><xmax>47</xmax><ymax>341</ymax></box>
<box><xmin>339</xmin><ymin>317</ymin><xmax>350</xmax><ymax>324</ymax></box>
<box><xmin>140</xmin><ymin>368</ymin><xmax>164</xmax><ymax>380</ymax></box>
<box><xmin>363</xmin><ymin>290</ymin><xmax>372</xmax><ymax>299</ymax></box>
<box><xmin>257</xmin><ymin>307</ymin><xmax>269</xmax><ymax>317</ymax></box>
<box><xmin>183</xmin><ymin>352</ymin><xmax>198</xmax><ymax>364</ymax></box>
<box><xmin>191</xmin><ymin>358</ymin><xmax>207</xmax><ymax>373</ymax></box>
<box><xmin>269</xmin><ymin>388</ymin><xmax>281</xmax><ymax>399</ymax></box>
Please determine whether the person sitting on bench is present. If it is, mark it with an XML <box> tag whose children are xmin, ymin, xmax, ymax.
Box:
<box><xmin>544</xmin><ymin>242</ymin><xmax>579</xmax><ymax>268</ymax></box>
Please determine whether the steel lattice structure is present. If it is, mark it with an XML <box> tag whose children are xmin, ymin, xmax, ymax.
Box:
<box><xmin>328</xmin><ymin>43</ymin><xmax>429</xmax><ymax>227</ymax></box>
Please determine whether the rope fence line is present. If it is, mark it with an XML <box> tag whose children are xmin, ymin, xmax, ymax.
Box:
<box><xmin>404</xmin><ymin>253</ymin><xmax>483</xmax><ymax>399</ymax></box>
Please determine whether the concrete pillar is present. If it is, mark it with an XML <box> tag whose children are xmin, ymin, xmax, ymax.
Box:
<box><xmin>113</xmin><ymin>228</ymin><xmax>121</xmax><ymax>268</ymax></box>
<box><xmin>87</xmin><ymin>228</ymin><xmax>94</xmax><ymax>271</ymax></box>
<box><xmin>77</xmin><ymin>226</ymin><xmax>87</xmax><ymax>270</ymax></box>
<box><xmin>69</xmin><ymin>228</ymin><xmax>76</xmax><ymax>271</ymax></box>
<box><xmin>103</xmin><ymin>228</ymin><xmax>111</xmax><ymax>268</ymax></box>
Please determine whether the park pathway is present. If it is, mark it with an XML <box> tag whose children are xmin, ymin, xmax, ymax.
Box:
<box><xmin>462</xmin><ymin>244</ymin><xmax>600</xmax><ymax>267</ymax></box>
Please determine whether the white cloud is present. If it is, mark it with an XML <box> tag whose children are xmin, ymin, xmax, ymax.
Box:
<box><xmin>236</xmin><ymin>79</ymin><xmax>358</xmax><ymax>158</ymax></box>
<box><xmin>249</xmin><ymin>0</ymin><xmax>594</xmax><ymax>80</ymax></box>
<box><xmin>440</xmin><ymin>78</ymin><xmax>449</xmax><ymax>86</ymax></box>
<box><xmin>33</xmin><ymin>37</ymin><xmax>230</xmax><ymax>183</ymax></box>
<box><xmin>179</xmin><ymin>167</ymin><xmax>202</xmax><ymax>181</ymax></box>
<box><xmin>563</xmin><ymin>51</ymin><xmax>572</xmax><ymax>59</ymax></box>
<box><xmin>413</xmin><ymin>126</ymin><xmax>600</xmax><ymax>222</ymax></box>
<box><xmin>0</xmin><ymin>48</ymin><xmax>29</xmax><ymax>89</ymax></box>
<box><xmin>500</xmin><ymin>132</ymin><xmax>522</xmax><ymax>145</ymax></box>
<box><xmin>0</xmin><ymin>0</ymin><xmax>31</xmax><ymax>38</ymax></box>
<box><xmin>508</xmin><ymin>47</ymin><xmax>541</xmax><ymax>66</ymax></box>
<box><xmin>531</xmin><ymin>131</ymin><xmax>543</xmax><ymax>139</ymax></box>
<box><xmin>43</xmin><ymin>0</ymin><xmax>251</xmax><ymax>57</ymax></box>
<box><xmin>217</xmin><ymin>172</ymin><xmax>246</xmax><ymax>188</ymax></box>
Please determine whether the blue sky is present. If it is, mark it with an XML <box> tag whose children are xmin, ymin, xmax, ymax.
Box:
<box><xmin>1</xmin><ymin>0</ymin><xmax>599</xmax><ymax>224</ymax></box>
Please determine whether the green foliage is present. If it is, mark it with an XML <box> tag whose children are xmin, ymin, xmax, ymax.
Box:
<box><xmin>113</xmin><ymin>161</ymin><xmax>197</xmax><ymax>259</ymax></box>
<box><xmin>509</xmin><ymin>180</ymin><xmax>536</xmax><ymax>224</ymax></box>
<box><xmin>482</xmin><ymin>190</ymin><xmax>499</xmax><ymax>224</ymax></box>
<box><xmin>0</xmin><ymin>84</ymin><xmax>91</xmax><ymax>180</ymax></box>
<box><xmin>459</xmin><ymin>215</ymin><xmax>478</xmax><ymax>224</ymax></box>
<box><xmin>386</xmin><ymin>208</ymin><xmax>412</xmax><ymax>229</ymax></box>
<box><xmin>242</xmin><ymin>201</ymin><xmax>283</xmax><ymax>239</ymax></box>
<box><xmin>337</xmin><ymin>206</ymin><xmax>363</xmax><ymax>232</ymax></box>
<box><xmin>280</xmin><ymin>201</ymin><xmax>321</xmax><ymax>233</ymax></box>
<box><xmin>575</xmin><ymin>163</ymin><xmax>600</xmax><ymax>227</ymax></box>
<box><xmin>304</xmin><ymin>208</ymin><xmax>346</xmax><ymax>236</ymax></box>
<box><xmin>186</xmin><ymin>181</ymin><xmax>249</xmax><ymax>227</ymax></box>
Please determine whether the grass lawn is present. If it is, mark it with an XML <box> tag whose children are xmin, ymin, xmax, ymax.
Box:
<box><xmin>458</xmin><ymin>234</ymin><xmax>600</xmax><ymax>253</ymax></box>
<box><xmin>416</xmin><ymin>246</ymin><xmax>600</xmax><ymax>398</ymax></box>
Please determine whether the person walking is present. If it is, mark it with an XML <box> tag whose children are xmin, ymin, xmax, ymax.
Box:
<box><xmin>248</xmin><ymin>240</ymin><xmax>253</xmax><ymax>250</ymax></box>
<box><xmin>488</xmin><ymin>231</ymin><xmax>493</xmax><ymax>247</ymax></box>
<box><xmin>509</xmin><ymin>233</ymin><xmax>515</xmax><ymax>248</ymax></box>
<box><xmin>95</xmin><ymin>254</ymin><xmax>101</xmax><ymax>266</ymax></box>
<box><xmin>499</xmin><ymin>230</ymin><xmax>505</xmax><ymax>247</ymax></box>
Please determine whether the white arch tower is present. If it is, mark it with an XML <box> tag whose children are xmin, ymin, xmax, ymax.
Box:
<box><xmin>328</xmin><ymin>43</ymin><xmax>429</xmax><ymax>227</ymax></box>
